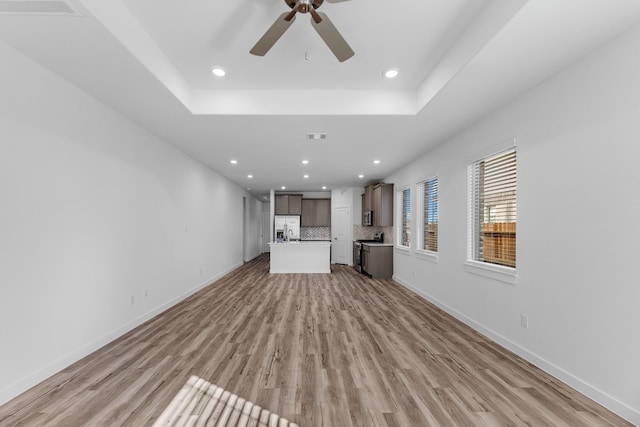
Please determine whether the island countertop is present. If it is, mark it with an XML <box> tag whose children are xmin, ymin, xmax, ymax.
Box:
<box><xmin>361</xmin><ymin>242</ymin><xmax>393</xmax><ymax>247</ymax></box>
<box><xmin>269</xmin><ymin>240</ymin><xmax>331</xmax><ymax>245</ymax></box>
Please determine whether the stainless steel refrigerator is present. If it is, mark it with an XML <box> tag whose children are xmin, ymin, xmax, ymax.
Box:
<box><xmin>274</xmin><ymin>215</ymin><xmax>300</xmax><ymax>241</ymax></box>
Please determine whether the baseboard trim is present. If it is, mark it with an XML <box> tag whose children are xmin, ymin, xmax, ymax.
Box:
<box><xmin>244</xmin><ymin>252</ymin><xmax>262</xmax><ymax>263</ymax></box>
<box><xmin>0</xmin><ymin>262</ymin><xmax>244</xmax><ymax>406</ymax></box>
<box><xmin>392</xmin><ymin>275</ymin><xmax>640</xmax><ymax>425</ymax></box>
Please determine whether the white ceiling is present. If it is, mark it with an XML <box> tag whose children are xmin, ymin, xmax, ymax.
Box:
<box><xmin>1</xmin><ymin>0</ymin><xmax>640</xmax><ymax>197</ymax></box>
<box><xmin>121</xmin><ymin>0</ymin><xmax>486</xmax><ymax>90</ymax></box>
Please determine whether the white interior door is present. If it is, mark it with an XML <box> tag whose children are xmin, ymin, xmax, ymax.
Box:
<box><xmin>332</xmin><ymin>206</ymin><xmax>351</xmax><ymax>265</ymax></box>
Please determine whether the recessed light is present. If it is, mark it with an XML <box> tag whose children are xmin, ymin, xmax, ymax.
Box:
<box><xmin>230</xmin><ymin>159</ymin><xmax>238</xmax><ymax>164</ymax></box>
<box><xmin>247</xmin><ymin>174</ymin><xmax>253</xmax><ymax>179</ymax></box>
<box><xmin>358</xmin><ymin>174</ymin><xmax>364</xmax><ymax>179</ymax></box>
<box><xmin>281</xmin><ymin>186</ymin><xmax>286</xmax><ymax>190</ymax></box>
<box><xmin>211</xmin><ymin>66</ymin><xmax>226</xmax><ymax>77</ymax></box>
<box><xmin>322</xmin><ymin>186</ymin><xmax>327</xmax><ymax>190</ymax></box>
<box><xmin>373</xmin><ymin>160</ymin><xmax>381</xmax><ymax>164</ymax></box>
<box><xmin>383</xmin><ymin>68</ymin><xmax>399</xmax><ymax>79</ymax></box>
<box><xmin>304</xmin><ymin>175</ymin><xmax>309</xmax><ymax>179</ymax></box>
<box><xmin>302</xmin><ymin>160</ymin><xmax>309</xmax><ymax>165</ymax></box>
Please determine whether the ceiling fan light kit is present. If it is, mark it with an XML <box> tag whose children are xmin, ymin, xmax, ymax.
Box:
<box><xmin>250</xmin><ymin>0</ymin><xmax>354</xmax><ymax>62</ymax></box>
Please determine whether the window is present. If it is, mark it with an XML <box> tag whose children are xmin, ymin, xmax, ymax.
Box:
<box><xmin>399</xmin><ymin>187</ymin><xmax>411</xmax><ymax>247</ymax></box>
<box><xmin>468</xmin><ymin>147</ymin><xmax>516</xmax><ymax>268</ymax></box>
<box><xmin>417</xmin><ymin>177</ymin><xmax>438</xmax><ymax>252</ymax></box>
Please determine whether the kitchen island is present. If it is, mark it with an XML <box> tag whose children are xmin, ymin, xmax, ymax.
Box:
<box><xmin>268</xmin><ymin>241</ymin><xmax>331</xmax><ymax>273</ymax></box>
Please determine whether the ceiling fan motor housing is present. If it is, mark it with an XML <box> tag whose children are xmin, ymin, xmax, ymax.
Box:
<box><xmin>285</xmin><ymin>0</ymin><xmax>324</xmax><ymax>12</ymax></box>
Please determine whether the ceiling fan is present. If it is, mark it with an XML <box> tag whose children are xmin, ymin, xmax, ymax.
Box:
<box><xmin>250</xmin><ymin>0</ymin><xmax>354</xmax><ymax>62</ymax></box>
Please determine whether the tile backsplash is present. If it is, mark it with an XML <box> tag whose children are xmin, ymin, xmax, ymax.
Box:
<box><xmin>301</xmin><ymin>226</ymin><xmax>331</xmax><ymax>240</ymax></box>
<box><xmin>301</xmin><ymin>225</ymin><xmax>393</xmax><ymax>243</ymax></box>
<box><xmin>353</xmin><ymin>225</ymin><xmax>394</xmax><ymax>244</ymax></box>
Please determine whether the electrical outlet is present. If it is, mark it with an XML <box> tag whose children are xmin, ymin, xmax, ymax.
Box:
<box><xmin>129</xmin><ymin>295</ymin><xmax>135</xmax><ymax>306</ymax></box>
<box><xmin>411</xmin><ymin>270</ymin><xmax>415</xmax><ymax>278</ymax></box>
<box><xmin>520</xmin><ymin>314</ymin><xmax>529</xmax><ymax>329</ymax></box>
<box><xmin>199</xmin><ymin>266</ymin><xmax>203</xmax><ymax>275</ymax></box>
<box><xmin>143</xmin><ymin>289</ymin><xmax>149</xmax><ymax>299</ymax></box>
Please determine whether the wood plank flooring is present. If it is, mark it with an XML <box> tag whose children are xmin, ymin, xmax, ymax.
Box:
<box><xmin>0</xmin><ymin>255</ymin><xmax>631</xmax><ymax>426</ymax></box>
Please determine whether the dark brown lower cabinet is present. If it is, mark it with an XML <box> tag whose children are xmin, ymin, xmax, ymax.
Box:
<box><xmin>362</xmin><ymin>244</ymin><xmax>393</xmax><ymax>278</ymax></box>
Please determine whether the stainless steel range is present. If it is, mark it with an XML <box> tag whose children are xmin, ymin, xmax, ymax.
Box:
<box><xmin>353</xmin><ymin>232</ymin><xmax>384</xmax><ymax>273</ymax></box>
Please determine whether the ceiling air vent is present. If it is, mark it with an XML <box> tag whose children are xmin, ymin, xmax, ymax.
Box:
<box><xmin>307</xmin><ymin>133</ymin><xmax>327</xmax><ymax>141</ymax></box>
<box><xmin>0</xmin><ymin>0</ymin><xmax>81</xmax><ymax>16</ymax></box>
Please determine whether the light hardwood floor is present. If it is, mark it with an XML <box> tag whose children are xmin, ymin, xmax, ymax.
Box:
<box><xmin>0</xmin><ymin>255</ymin><xmax>631</xmax><ymax>426</ymax></box>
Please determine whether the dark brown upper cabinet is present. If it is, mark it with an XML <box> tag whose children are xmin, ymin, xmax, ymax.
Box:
<box><xmin>362</xmin><ymin>183</ymin><xmax>394</xmax><ymax>226</ymax></box>
<box><xmin>301</xmin><ymin>198</ymin><xmax>331</xmax><ymax>227</ymax></box>
<box><xmin>275</xmin><ymin>194</ymin><xmax>302</xmax><ymax>215</ymax></box>
<box><xmin>373</xmin><ymin>183</ymin><xmax>394</xmax><ymax>227</ymax></box>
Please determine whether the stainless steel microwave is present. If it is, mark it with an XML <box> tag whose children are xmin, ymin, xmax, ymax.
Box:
<box><xmin>363</xmin><ymin>210</ymin><xmax>373</xmax><ymax>226</ymax></box>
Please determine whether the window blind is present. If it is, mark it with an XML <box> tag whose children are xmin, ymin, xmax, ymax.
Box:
<box><xmin>417</xmin><ymin>177</ymin><xmax>438</xmax><ymax>252</ymax></box>
<box><xmin>401</xmin><ymin>188</ymin><xmax>411</xmax><ymax>247</ymax></box>
<box><xmin>468</xmin><ymin>148</ymin><xmax>516</xmax><ymax>267</ymax></box>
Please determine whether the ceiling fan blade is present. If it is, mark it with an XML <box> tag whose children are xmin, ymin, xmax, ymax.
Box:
<box><xmin>250</xmin><ymin>12</ymin><xmax>297</xmax><ymax>56</ymax></box>
<box><xmin>310</xmin><ymin>12</ymin><xmax>354</xmax><ymax>62</ymax></box>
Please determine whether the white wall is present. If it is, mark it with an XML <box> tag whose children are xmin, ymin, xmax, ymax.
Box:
<box><xmin>0</xmin><ymin>41</ymin><xmax>261</xmax><ymax>404</ymax></box>
<box><xmin>244</xmin><ymin>196</ymin><xmax>263</xmax><ymax>261</ymax></box>
<box><xmin>351</xmin><ymin>187</ymin><xmax>364</xmax><ymax>227</ymax></box>
<box><xmin>300</xmin><ymin>191</ymin><xmax>332</xmax><ymax>199</ymax></box>
<box><xmin>386</xmin><ymin>24</ymin><xmax>640</xmax><ymax>423</ymax></box>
